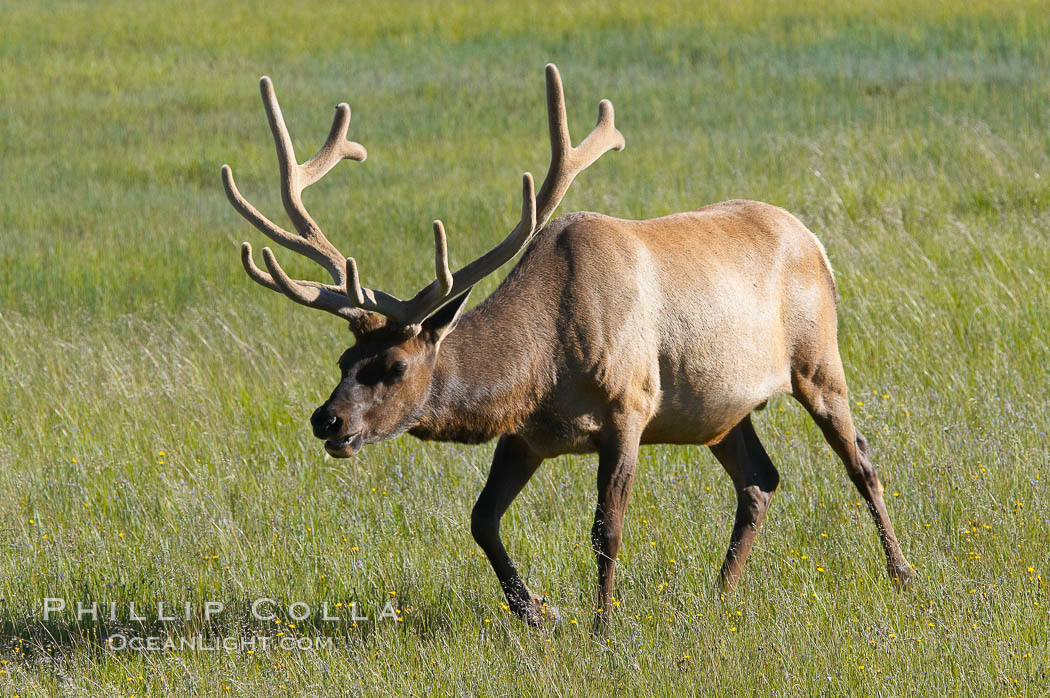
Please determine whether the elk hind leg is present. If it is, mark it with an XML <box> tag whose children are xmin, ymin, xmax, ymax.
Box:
<box><xmin>792</xmin><ymin>360</ymin><xmax>914</xmax><ymax>584</ymax></box>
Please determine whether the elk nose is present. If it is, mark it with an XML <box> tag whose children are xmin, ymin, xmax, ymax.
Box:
<box><xmin>311</xmin><ymin>407</ymin><xmax>342</xmax><ymax>439</ymax></box>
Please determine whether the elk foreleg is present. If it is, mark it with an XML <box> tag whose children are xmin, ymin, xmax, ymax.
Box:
<box><xmin>470</xmin><ymin>435</ymin><xmax>553</xmax><ymax>626</ymax></box>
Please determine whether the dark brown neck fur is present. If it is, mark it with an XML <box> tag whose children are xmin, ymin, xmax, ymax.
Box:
<box><xmin>408</xmin><ymin>248</ymin><xmax>555</xmax><ymax>444</ymax></box>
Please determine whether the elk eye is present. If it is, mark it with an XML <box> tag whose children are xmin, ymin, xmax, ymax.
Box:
<box><xmin>388</xmin><ymin>360</ymin><xmax>408</xmax><ymax>380</ymax></box>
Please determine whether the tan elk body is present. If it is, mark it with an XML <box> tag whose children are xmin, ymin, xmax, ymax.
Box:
<box><xmin>222</xmin><ymin>65</ymin><xmax>913</xmax><ymax>632</ymax></box>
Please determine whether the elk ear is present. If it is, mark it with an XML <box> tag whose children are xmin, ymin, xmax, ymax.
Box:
<box><xmin>422</xmin><ymin>289</ymin><xmax>472</xmax><ymax>345</ymax></box>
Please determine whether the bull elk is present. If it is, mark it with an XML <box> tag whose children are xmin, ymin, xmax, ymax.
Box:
<box><xmin>221</xmin><ymin>65</ymin><xmax>913</xmax><ymax>632</ymax></box>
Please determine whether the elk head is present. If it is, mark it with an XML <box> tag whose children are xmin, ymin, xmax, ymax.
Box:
<box><xmin>221</xmin><ymin>65</ymin><xmax>624</xmax><ymax>457</ymax></box>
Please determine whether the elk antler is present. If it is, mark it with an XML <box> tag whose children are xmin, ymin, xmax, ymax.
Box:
<box><xmin>221</xmin><ymin>76</ymin><xmax>368</xmax><ymax>320</ymax></box>
<box><xmin>535</xmin><ymin>64</ymin><xmax>625</xmax><ymax>229</ymax></box>
<box><xmin>347</xmin><ymin>63</ymin><xmax>625</xmax><ymax>326</ymax></box>
<box><xmin>222</xmin><ymin>65</ymin><xmax>624</xmax><ymax>329</ymax></box>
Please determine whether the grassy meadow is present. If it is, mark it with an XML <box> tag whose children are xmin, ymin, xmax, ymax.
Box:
<box><xmin>2</xmin><ymin>0</ymin><xmax>1049</xmax><ymax>694</ymax></box>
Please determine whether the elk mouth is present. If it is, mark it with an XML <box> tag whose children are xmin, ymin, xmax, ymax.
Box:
<box><xmin>325</xmin><ymin>432</ymin><xmax>364</xmax><ymax>458</ymax></box>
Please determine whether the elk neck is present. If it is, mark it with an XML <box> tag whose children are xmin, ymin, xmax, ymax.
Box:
<box><xmin>409</xmin><ymin>279</ymin><xmax>553</xmax><ymax>445</ymax></box>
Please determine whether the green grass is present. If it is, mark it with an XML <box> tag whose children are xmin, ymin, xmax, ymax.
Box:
<box><xmin>2</xmin><ymin>0</ymin><xmax>1049</xmax><ymax>694</ymax></box>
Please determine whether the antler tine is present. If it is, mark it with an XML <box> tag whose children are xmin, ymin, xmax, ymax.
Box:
<box><xmin>239</xmin><ymin>241</ymin><xmax>348</xmax><ymax>297</ymax></box>
<box><xmin>545</xmin><ymin>63</ymin><xmax>573</xmax><ymax>158</ymax></box>
<box><xmin>535</xmin><ymin>63</ymin><xmax>625</xmax><ymax>229</ymax></box>
<box><xmin>222</xmin><ymin>165</ymin><xmax>316</xmax><ymax>262</ymax></box>
<box><xmin>301</xmin><ymin>102</ymin><xmax>369</xmax><ymax>187</ymax></box>
<box><xmin>344</xmin><ymin>256</ymin><xmax>428</xmax><ymax>326</ymax></box>
<box><xmin>240</xmin><ymin>241</ymin><xmax>282</xmax><ymax>293</ymax></box>
<box><xmin>432</xmin><ymin>221</ymin><xmax>454</xmax><ymax>296</ymax></box>
<box><xmin>259</xmin><ymin>246</ymin><xmax>359</xmax><ymax>320</ymax></box>
<box><xmin>345</xmin><ymin>257</ymin><xmax>367</xmax><ymax>306</ymax></box>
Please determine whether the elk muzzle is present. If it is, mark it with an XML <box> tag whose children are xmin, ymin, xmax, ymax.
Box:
<box><xmin>311</xmin><ymin>405</ymin><xmax>364</xmax><ymax>458</ymax></box>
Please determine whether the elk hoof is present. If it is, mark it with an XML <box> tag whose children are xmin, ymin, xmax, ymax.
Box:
<box><xmin>534</xmin><ymin>596</ymin><xmax>561</xmax><ymax>627</ymax></box>
<box><xmin>514</xmin><ymin>594</ymin><xmax>560</xmax><ymax>628</ymax></box>
<box><xmin>889</xmin><ymin>559</ymin><xmax>917</xmax><ymax>587</ymax></box>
